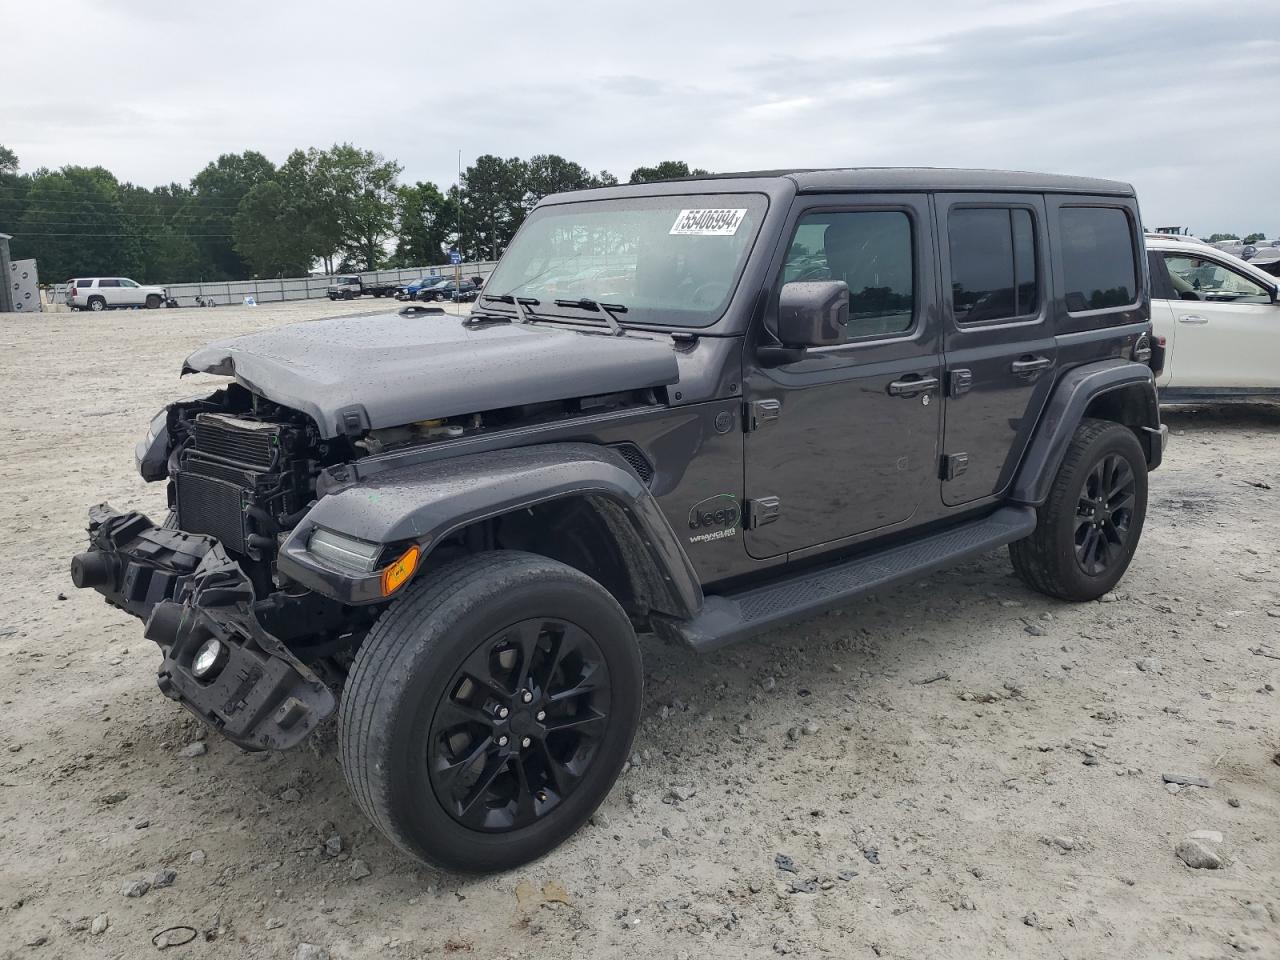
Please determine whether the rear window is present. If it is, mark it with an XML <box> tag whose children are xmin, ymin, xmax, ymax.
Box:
<box><xmin>1060</xmin><ymin>207</ymin><xmax>1137</xmax><ymax>312</ymax></box>
<box><xmin>948</xmin><ymin>207</ymin><xmax>1039</xmax><ymax>323</ymax></box>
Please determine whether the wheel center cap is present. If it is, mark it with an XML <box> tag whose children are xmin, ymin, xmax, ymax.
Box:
<box><xmin>509</xmin><ymin>711</ymin><xmax>537</xmax><ymax>737</ymax></box>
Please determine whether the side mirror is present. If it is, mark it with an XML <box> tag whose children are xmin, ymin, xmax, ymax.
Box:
<box><xmin>777</xmin><ymin>281</ymin><xmax>850</xmax><ymax>347</ymax></box>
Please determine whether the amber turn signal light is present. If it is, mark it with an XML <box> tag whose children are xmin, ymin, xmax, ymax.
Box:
<box><xmin>381</xmin><ymin>544</ymin><xmax>421</xmax><ymax>597</ymax></box>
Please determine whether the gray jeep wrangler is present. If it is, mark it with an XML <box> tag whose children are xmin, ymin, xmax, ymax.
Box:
<box><xmin>72</xmin><ymin>168</ymin><xmax>1167</xmax><ymax>872</ymax></box>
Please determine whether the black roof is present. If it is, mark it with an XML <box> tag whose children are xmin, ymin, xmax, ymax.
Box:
<box><xmin>680</xmin><ymin>167</ymin><xmax>1134</xmax><ymax>196</ymax></box>
<box><xmin>542</xmin><ymin>167</ymin><xmax>1134</xmax><ymax>206</ymax></box>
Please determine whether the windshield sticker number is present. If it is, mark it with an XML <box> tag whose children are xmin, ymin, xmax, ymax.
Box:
<box><xmin>670</xmin><ymin>209</ymin><xmax>747</xmax><ymax>236</ymax></box>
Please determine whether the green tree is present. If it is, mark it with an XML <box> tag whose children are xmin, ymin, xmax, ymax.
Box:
<box><xmin>189</xmin><ymin>151</ymin><xmax>276</xmax><ymax>279</ymax></box>
<box><xmin>458</xmin><ymin>155</ymin><xmax>529</xmax><ymax>260</ymax></box>
<box><xmin>0</xmin><ymin>144</ymin><xmax>17</xmax><ymax>176</ymax></box>
<box><xmin>628</xmin><ymin>160</ymin><xmax>710</xmax><ymax>184</ymax></box>
<box><xmin>13</xmin><ymin>166</ymin><xmax>141</xmax><ymax>280</ymax></box>
<box><xmin>232</xmin><ymin>179</ymin><xmax>317</xmax><ymax>277</ymax></box>
<box><xmin>1205</xmin><ymin>233</ymin><xmax>1239</xmax><ymax>242</ymax></box>
<box><xmin>1243</xmin><ymin>232</ymin><xmax>1267</xmax><ymax>244</ymax></box>
<box><xmin>316</xmin><ymin>144</ymin><xmax>402</xmax><ymax>270</ymax></box>
<box><xmin>394</xmin><ymin>181</ymin><xmax>455</xmax><ymax>266</ymax></box>
<box><xmin>120</xmin><ymin>181</ymin><xmax>202</xmax><ymax>283</ymax></box>
<box><xmin>523</xmin><ymin>154</ymin><xmax>613</xmax><ymax>208</ymax></box>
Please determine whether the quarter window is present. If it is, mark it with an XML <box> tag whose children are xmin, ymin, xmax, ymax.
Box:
<box><xmin>1162</xmin><ymin>254</ymin><xmax>1270</xmax><ymax>304</ymax></box>
<box><xmin>780</xmin><ymin>211</ymin><xmax>914</xmax><ymax>340</ymax></box>
<box><xmin>1060</xmin><ymin>207</ymin><xmax>1137</xmax><ymax>312</ymax></box>
<box><xmin>948</xmin><ymin>208</ymin><xmax>1039</xmax><ymax>323</ymax></box>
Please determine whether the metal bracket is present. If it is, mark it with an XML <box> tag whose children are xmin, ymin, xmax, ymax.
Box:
<box><xmin>948</xmin><ymin>369</ymin><xmax>973</xmax><ymax>398</ymax></box>
<box><xmin>746</xmin><ymin>496</ymin><xmax>781</xmax><ymax>528</ymax></box>
<box><xmin>744</xmin><ymin>399</ymin><xmax>782</xmax><ymax>432</ymax></box>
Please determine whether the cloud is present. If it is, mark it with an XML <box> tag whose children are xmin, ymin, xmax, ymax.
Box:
<box><xmin>2</xmin><ymin>0</ymin><xmax>1275</xmax><ymax>234</ymax></box>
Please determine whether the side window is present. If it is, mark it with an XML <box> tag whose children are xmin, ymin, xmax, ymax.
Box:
<box><xmin>119</xmin><ymin>278</ymin><xmax>139</xmax><ymax>288</ymax></box>
<box><xmin>1060</xmin><ymin>207</ymin><xmax>1137</xmax><ymax>312</ymax></box>
<box><xmin>1163</xmin><ymin>254</ymin><xmax>1270</xmax><ymax>304</ymax></box>
<box><xmin>98</xmin><ymin>278</ymin><xmax>120</xmax><ymax>288</ymax></box>
<box><xmin>947</xmin><ymin>207</ymin><xmax>1039</xmax><ymax>323</ymax></box>
<box><xmin>779</xmin><ymin>210</ymin><xmax>914</xmax><ymax>340</ymax></box>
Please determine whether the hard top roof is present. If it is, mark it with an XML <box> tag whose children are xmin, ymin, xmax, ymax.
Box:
<box><xmin>542</xmin><ymin>167</ymin><xmax>1134</xmax><ymax>205</ymax></box>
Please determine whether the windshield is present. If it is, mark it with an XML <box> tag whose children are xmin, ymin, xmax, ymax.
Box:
<box><xmin>484</xmin><ymin>192</ymin><xmax>768</xmax><ymax>327</ymax></box>
<box><xmin>337</xmin><ymin>276</ymin><xmax>358</xmax><ymax>284</ymax></box>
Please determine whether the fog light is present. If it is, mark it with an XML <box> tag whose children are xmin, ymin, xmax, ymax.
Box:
<box><xmin>192</xmin><ymin>637</ymin><xmax>228</xmax><ymax>680</ymax></box>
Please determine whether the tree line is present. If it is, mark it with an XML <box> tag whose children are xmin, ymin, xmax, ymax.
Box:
<box><xmin>0</xmin><ymin>144</ymin><xmax>708</xmax><ymax>283</ymax></box>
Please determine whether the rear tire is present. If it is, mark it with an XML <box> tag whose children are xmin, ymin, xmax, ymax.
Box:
<box><xmin>88</xmin><ymin>296</ymin><xmax>106</xmax><ymax>312</ymax></box>
<box><xmin>1010</xmin><ymin>418</ymin><xmax>1148</xmax><ymax>601</ymax></box>
<box><xmin>339</xmin><ymin>551</ymin><xmax>642</xmax><ymax>873</ymax></box>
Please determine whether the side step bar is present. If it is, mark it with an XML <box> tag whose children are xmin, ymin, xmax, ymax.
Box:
<box><xmin>668</xmin><ymin>506</ymin><xmax>1037</xmax><ymax>653</ymax></box>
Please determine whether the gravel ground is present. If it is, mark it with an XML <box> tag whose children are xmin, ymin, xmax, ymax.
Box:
<box><xmin>0</xmin><ymin>301</ymin><xmax>1277</xmax><ymax>959</ymax></box>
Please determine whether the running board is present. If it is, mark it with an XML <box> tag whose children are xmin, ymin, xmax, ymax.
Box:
<box><xmin>668</xmin><ymin>506</ymin><xmax>1037</xmax><ymax>653</ymax></box>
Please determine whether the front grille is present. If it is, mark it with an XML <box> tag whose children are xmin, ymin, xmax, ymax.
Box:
<box><xmin>610</xmin><ymin>443</ymin><xmax>654</xmax><ymax>485</ymax></box>
<box><xmin>194</xmin><ymin>414</ymin><xmax>279</xmax><ymax>469</ymax></box>
<box><xmin>175</xmin><ymin>472</ymin><xmax>248</xmax><ymax>554</ymax></box>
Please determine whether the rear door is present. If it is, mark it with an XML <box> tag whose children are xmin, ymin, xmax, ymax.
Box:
<box><xmin>97</xmin><ymin>278</ymin><xmax>122</xmax><ymax>306</ymax></box>
<box><xmin>1159</xmin><ymin>251</ymin><xmax>1280</xmax><ymax>388</ymax></box>
<box><xmin>936</xmin><ymin>194</ymin><xmax>1056</xmax><ymax>505</ymax></box>
<box><xmin>742</xmin><ymin>193</ymin><xmax>943</xmax><ymax>558</ymax></box>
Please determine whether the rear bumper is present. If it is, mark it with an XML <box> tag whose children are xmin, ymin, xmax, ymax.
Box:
<box><xmin>71</xmin><ymin>504</ymin><xmax>336</xmax><ymax>750</ymax></box>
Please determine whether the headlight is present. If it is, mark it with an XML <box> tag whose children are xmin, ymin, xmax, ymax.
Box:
<box><xmin>307</xmin><ymin>528</ymin><xmax>382</xmax><ymax>573</ymax></box>
<box><xmin>134</xmin><ymin>408</ymin><xmax>171</xmax><ymax>482</ymax></box>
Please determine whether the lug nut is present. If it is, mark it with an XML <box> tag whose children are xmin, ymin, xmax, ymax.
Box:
<box><xmin>497</xmin><ymin>706</ymin><xmax>509</xmax><ymax>719</ymax></box>
<box><xmin>521</xmin><ymin>690</ymin><xmax>533</xmax><ymax>704</ymax></box>
<box><xmin>497</xmin><ymin>735</ymin><xmax>509</xmax><ymax>747</ymax></box>
<box><xmin>536</xmin><ymin>790</ymin><xmax>547</xmax><ymax>802</ymax></box>
<box><xmin>535</xmin><ymin>710</ymin><xmax>546</xmax><ymax>722</ymax></box>
<box><xmin>521</xmin><ymin>736</ymin><xmax>531</xmax><ymax>748</ymax></box>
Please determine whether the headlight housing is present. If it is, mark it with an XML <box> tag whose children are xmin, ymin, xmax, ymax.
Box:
<box><xmin>134</xmin><ymin>407</ymin><xmax>171</xmax><ymax>482</ymax></box>
<box><xmin>307</xmin><ymin>528</ymin><xmax>382</xmax><ymax>574</ymax></box>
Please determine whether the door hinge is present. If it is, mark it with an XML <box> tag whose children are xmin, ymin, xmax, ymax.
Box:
<box><xmin>744</xmin><ymin>398</ymin><xmax>781</xmax><ymax>432</ymax></box>
<box><xmin>948</xmin><ymin>369</ymin><xmax>973</xmax><ymax>398</ymax></box>
<box><xmin>745</xmin><ymin>496</ymin><xmax>781</xmax><ymax>528</ymax></box>
<box><xmin>940</xmin><ymin>453</ymin><xmax>969</xmax><ymax>481</ymax></box>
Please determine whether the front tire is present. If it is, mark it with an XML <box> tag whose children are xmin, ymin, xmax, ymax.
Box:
<box><xmin>145</xmin><ymin>294</ymin><xmax>162</xmax><ymax>309</ymax></box>
<box><xmin>1010</xmin><ymin>418</ymin><xmax>1148</xmax><ymax>601</ymax></box>
<box><xmin>339</xmin><ymin>551</ymin><xmax>642</xmax><ymax>873</ymax></box>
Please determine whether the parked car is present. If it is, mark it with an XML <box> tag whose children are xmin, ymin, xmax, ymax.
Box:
<box><xmin>421</xmin><ymin>278</ymin><xmax>478</xmax><ymax>302</ymax></box>
<box><xmin>326</xmin><ymin>276</ymin><xmax>400</xmax><ymax>300</ymax></box>
<box><xmin>72</xmin><ymin>168</ymin><xmax>1166</xmax><ymax>874</ymax></box>
<box><xmin>1146</xmin><ymin>233</ymin><xmax>1280</xmax><ymax>402</ymax></box>
<box><xmin>68</xmin><ymin>277</ymin><xmax>169</xmax><ymax>311</ymax></box>
<box><xmin>396</xmin><ymin>276</ymin><xmax>444</xmax><ymax>300</ymax></box>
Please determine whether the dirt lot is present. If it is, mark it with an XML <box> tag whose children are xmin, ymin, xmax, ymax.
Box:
<box><xmin>1</xmin><ymin>301</ymin><xmax>1277</xmax><ymax>959</ymax></box>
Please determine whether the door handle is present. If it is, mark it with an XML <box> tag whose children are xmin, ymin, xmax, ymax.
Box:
<box><xmin>1010</xmin><ymin>356</ymin><xmax>1052</xmax><ymax>374</ymax></box>
<box><xmin>1178</xmin><ymin>315</ymin><xmax>1209</xmax><ymax>324</ymax></box>
<box><xmin>887</xmin><ymin>375</ymin><xmax>940</xmax><ymax>397</ymax></box>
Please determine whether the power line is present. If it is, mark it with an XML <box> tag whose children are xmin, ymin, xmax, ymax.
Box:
<box><xmin>14</xmin><ymin>231</ymin><xmax>235</xmax><ymax>238</ymax></box>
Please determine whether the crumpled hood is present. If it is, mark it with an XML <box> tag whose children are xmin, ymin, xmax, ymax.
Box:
<box><xmin>182</xmin><ymin>311</ymin><xmax>680</xmax><ymax>438</ymax></box>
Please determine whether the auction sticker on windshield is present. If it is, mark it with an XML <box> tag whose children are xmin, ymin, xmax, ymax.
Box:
<box><xmin>670</xmin><ymin>209</ymin><xmax>747</xmax><ymax>236</ymax></box>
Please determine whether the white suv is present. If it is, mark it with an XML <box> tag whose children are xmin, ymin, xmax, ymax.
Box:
<box><xmin>1146</xmin><ymin>234</ymin><xmax>1280</xmax><ymax>403</ymax></box>
<box><xmin>68</xmin><ymin>277</ymin><xmax>169</xmax><ymax>311</ymax></box>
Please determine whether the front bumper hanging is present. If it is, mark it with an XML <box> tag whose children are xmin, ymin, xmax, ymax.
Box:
<box><xmin>71</xmin><ymin>504</ymin><xmax>336</xmax><ymax>750</ymax></box>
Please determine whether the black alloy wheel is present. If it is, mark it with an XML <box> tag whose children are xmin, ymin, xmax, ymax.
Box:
<box><xmin>428</xmin><ymin>617</ymin><xmax>611</xmax><ymax>832</ymax></box>
<box><xmin>1073</xmin><ymin>452</ymin><xmax>1136</xmax><ymax>576</ymax></box>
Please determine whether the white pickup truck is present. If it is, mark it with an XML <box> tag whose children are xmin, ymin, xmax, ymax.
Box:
<box><xmin>1146</xmin><ymin>234</ymin><xmax>1280</xmax><ymax>404</ymax></box>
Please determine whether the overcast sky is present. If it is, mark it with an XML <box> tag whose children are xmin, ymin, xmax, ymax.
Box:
<box><xmin>5</xmin><ymin>0</ymin><xmax>1277</xmax><ymax>236</ymax></box>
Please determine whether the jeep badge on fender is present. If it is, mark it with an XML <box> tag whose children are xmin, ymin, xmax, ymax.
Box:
<box><xmin>688</xmin><ymin>494</ymin><xmax>741</xmax><ymax>543</ymax></box>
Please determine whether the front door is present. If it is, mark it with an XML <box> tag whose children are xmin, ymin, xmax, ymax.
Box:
<box><xmin>1157</xmin><ymin>250</ymin><xmax>1280</xmax><ymax>389</ymax></box>
<box><xmin>743</xmin><ymin>195</ymin><xmax>942</xmax><ymax>559</ymax></box>
<box><xmin>935</xmin><ymin>194</ymin><xmax>1057</xmax><ymax>505</ymax></box>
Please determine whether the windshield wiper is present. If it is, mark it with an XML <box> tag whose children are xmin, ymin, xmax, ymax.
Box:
<box><xmin>481</xmin><ymin>293</ymin><xmax>540</xmax><ymax>323</ymax></box>
<box><xmin>553</xmin><ymin>298</ymin><xmax>627</xmax><ymax>336</ymax></box>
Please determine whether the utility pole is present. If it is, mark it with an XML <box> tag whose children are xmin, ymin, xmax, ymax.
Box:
<box><xmin>0</xmin><ymin>233</ymin><xmax>14</xmax><ymax>313</ymax></box>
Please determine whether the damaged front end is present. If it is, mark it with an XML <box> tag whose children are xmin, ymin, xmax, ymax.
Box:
<box><xmin>71</xmin><ymin>505</ymin><xmax>336</xmax><ymax>750</ymax></box>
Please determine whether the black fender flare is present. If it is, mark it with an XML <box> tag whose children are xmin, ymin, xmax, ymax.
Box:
<box><xmin>1010</xmin><ymin>359</ymin><xmax>1162</xmax><ymax>506</ymax></box>
<box><xmin>277</xmin><ymin>442</ymin><xmax>703</xmax><ymax>618</ymax></box>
